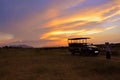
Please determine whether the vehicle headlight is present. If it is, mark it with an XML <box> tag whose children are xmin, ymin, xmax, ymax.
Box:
<box><xmin>95</xmin><ymin>51</ymin><xmax>99</xmax><ymax>53</ymax></box>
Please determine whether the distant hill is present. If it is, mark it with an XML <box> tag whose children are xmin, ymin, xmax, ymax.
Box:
<box><xmin>2</xmin><ymin>44</ymin><xmax>33</xmax><ymax>48</ymax></box>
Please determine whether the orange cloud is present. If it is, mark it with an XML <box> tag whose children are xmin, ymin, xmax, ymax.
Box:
<box><xmin>41</xmin><ymin>1</ymin><xmax>118</xmax><ymax>28</ymax></box>
<box><xmin>43</xmin><ymin>13</ymin><xmax>103</xmax><ymax>28</ymax></box>
<box><xmin>39</xmin><ymin>0</ymin><xmax>118</xmax><ymax>44</ymax></box>
<box><xmin>40</xmin><ymin>25</ymin><xmax>117</xmax><ymax>47</ymax></box>
<box><xmin>40</xmin><ymin>26</ymin><xmax>116</xmax><ymax>40</ymax></box>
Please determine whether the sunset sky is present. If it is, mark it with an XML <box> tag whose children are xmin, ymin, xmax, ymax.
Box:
<box><xmin>0</xmin><ymin>0</ymin><xmax>120</xmax><ymax>47</ymax></box>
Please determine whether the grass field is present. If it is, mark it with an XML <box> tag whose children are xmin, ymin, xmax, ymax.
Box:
<box><xmin>0</xmin><ymin>47</ymin><xmax>120</xmax><ymax>80</ymax></box>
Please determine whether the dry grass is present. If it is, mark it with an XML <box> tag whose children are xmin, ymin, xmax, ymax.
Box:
<box><xmin>0</xmin><ymin>48</ymin><xmax>120</xmax><ymax>80</ymax></box>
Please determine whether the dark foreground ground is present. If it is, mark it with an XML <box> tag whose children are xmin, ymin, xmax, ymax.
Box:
<box><xmin>0</xmin><ymin>45</ymin><xmax>120</xmax><ymax>80</ymax></box>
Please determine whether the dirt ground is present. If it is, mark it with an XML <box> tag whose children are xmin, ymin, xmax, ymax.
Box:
<box><xmin>0</xmin><ymin>48</ymin><xmax>120</xmax><ymax>80</ymax></box>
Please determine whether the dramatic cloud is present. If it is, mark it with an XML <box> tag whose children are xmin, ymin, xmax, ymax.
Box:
<box><xmin>0</xmin><ymin>0</ymin><xmax>120</xmax><ymax>47</ymax></box>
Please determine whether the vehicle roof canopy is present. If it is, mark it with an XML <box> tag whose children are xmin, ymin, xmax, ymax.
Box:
<box><xmin>68</xmin><ymin>37</ymin><xmax>90</xmax><ymax>40</ymax></box>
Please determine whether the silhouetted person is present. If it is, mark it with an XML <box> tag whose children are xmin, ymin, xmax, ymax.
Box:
<box><xmin>105</xmin><ymin>42</ymin><xmax>111</xmax><ymax>59</ymax></box>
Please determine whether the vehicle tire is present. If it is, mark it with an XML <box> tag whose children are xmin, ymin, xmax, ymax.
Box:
<box><xmin>92</xmin><ymin>53</ymin><xmax>99</xmax><ymax>56</ymax></box>
<box><xmin>94</xmin><ymin>53</ymin><xmax>99</xmax><ymax>56</ymax></box>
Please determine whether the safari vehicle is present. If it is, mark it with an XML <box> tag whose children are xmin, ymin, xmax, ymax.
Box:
<box><xmin>68</xmin><ymin>37</ymin><xmax>99</xmax><ymax>56</ymax></box>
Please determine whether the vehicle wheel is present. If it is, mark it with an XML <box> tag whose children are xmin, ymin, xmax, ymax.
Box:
<box><xmin>92</xmin><ymin>53</ymin><xmax>99</xmax><ymax>56</ymax></box>
<box><xmin>94</xmin><ymin>53</ymin><xmax>99</xmax><ymax>56</ymax></box>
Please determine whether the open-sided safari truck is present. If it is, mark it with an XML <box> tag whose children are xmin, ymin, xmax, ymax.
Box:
<box><xmin>68</xmin><ymin>37</ymin><xmax>99</xmax><ymax>56</ymax></box>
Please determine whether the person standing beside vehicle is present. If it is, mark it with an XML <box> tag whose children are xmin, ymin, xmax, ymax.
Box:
<box><xmin>105</xmin><ymin>42</ymin><xmax>111</xmax><ymax>59</ymax></box>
